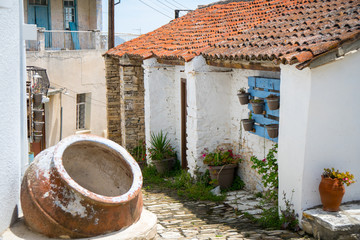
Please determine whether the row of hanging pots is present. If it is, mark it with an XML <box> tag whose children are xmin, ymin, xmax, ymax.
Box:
<box><xmin>237</xmin><ymin>91</ymin><xmax>280</xmax><ymax>111</ymax></box>
<box><xmin>32</xmin><ymin>93</ymin><xmax>44</xmax><ymax>143</ymax></box>
<box><xmin>238</xmin><ymin>90</ymin><xmax>279</xmax><ymax>138</ymax></box>
<box><xmin>241</xmin><ymin>120</ymin><xmax>278</xmax><ymax>138</ymax></box>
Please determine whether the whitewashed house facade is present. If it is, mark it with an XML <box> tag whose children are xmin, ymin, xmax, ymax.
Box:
<box><xmin>104</xmin><ymin>0</ymin><xmax>360</xmax><ymax>221</ymax></box>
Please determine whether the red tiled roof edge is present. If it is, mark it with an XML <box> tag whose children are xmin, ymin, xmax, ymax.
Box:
<box><xmin>105</xmin><ymin>0</ymin><xmax>360</xmax><ymax>70</ymax></box>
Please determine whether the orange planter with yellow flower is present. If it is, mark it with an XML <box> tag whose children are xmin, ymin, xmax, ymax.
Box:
<box><xmin>319</xmin><ymin>168</ymin><xmax>355</xmax><ymax>212</ymax></box>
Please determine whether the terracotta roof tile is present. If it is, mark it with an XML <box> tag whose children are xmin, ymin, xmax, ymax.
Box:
<box><xmin>106</xmin><ymin>0</ymin><xmax>360</xmax><ymax>68</ymax></box>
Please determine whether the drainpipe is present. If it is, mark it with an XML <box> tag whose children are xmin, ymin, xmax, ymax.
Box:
<box><xmin>60</xmin><ymin>91</ymin><xmax>63</xmax><ymax>140</ymax></box>
<box><xmin>19</xmin><ymin>0</ymin><xmax>29</xmax><ymax>176</ymax></box>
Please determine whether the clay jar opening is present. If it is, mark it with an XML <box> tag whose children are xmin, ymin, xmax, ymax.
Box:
<box><xmin>61</xmin><ymin>141</ymin><xmax>133</xmax><ymax>197</ymax></box>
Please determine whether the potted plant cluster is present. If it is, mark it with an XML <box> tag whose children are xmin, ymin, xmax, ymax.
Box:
<box><xmin>237</xmin><ymin>88</ymin><xmax>250</xmax><ymax>105</ymax></box>
<box><xmin>148</xmin><ymin>131</ymin><xmax>177</xmax><ymax>174</ymax></box>
<box><xmin>242</xmin><ymin>112</ymin><xmax>254</xmax><ymax>131</ymax></box>
<box><xmin>201</xmin><ymin>146</ymin><xmax>242</xmax><ymax>189</ymax></box>
<box><xmin>130</xmin><ymin>140</ymin><xmax>147</xmax><ymax>170</ymax></box>
<box><xmin>265</xmin><ymin>94</ymin><xmax>279</xmax><ymax>110</ymax></box>
<box><xmin>250</xmin><ymin>98</ymin><xmax>264</xmax><ymax>114</ymax></box>
<box><xmin>319</xmin><ymin>168</ymin><xmax>355</xmax><ymax>211</ymax></box>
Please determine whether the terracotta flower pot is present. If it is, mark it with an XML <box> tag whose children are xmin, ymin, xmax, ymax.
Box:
<box><xmin>237</xmin><ymin>93</ymin><xmax>250</xmax><ymax>105</ymax></box>
<box><xmin>250</xmin><ymin>101</ymin><xmax>264</xmax><ymax>114</ymax></box>
<box><xmin>265</xmin><ymin>124</ymin><xmax>279</xmax><ymax>138</ymax></box>
<box><xmin>21</xmin><ymin>135</ymin><xmax>143</xmax><ymax>238</ymax></box>
<box><xmin>319</xmin><ymin>176</ymin><xmax>345</xmax><ymax>212</ymax></box>
<box><xmin>153</xmin><ymin>157</ymin><xmax>175</xmax><ymax>174</ymax></box>
<box><xmin>242</xmin><ymin>119</ymin><xmax>255</xmax><ymax>131</ymax></box>
<box><xmin>266</xmin><ymin>97</ymin><xmax>279</xmax><ymax>110</ymax></box>
<box><xmin>208</xmin><ymin>164</ymin><xmax>237</xmax><ymax>189</ymax></box>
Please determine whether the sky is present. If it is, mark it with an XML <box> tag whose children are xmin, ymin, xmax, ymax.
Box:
<box><xmin>102</xmin><ymin>0</ymin><xmax>217</xmax><ymax>35</ymax></box>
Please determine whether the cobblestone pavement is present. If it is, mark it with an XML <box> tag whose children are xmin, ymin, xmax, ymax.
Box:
<box><xmin>142</xmin><ymin>188</ymin><xmax>315</xmax><ymax>240</ymax></box>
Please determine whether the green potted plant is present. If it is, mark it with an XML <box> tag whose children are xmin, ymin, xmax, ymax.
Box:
<box><xmin>265</xmin><ymin>94</ymin><xmax>279</xmax><ymax>110</ymax></box>
<box><xmin>250</xmin><ymin>98</ymin><xmax>264</xmax><ymax>114</ymax></box>
<box><xmin>148</xmin><ymin>131</ymin><xmax>177</xmax><ymax>174</ymax></box>
<box><xmin>130</xmin><ymin>140</ymin><xmax>147</xmax><ymax>170</ymax></box>
<box><xmin>319</xmin><ymin>168</ymin><xmax>355</xmax><ymax>212</ymax></box>
<box><xmin>237</xmin><ymin>88</ymin><xmax>250</xmax><ymax>105</ymax></box>
<box><xmin>242</xmin><ymin>112</ymin><xmax>255</xmax><ymax>131</ymax></box>
<box><xmin>201</xmin><ymin>146</ymin><xmax>242</xmax><ymax>189</ymax></box>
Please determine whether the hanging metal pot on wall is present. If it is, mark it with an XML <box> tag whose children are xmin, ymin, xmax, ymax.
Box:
<box><xmin>237</xmin><ymin>92</ymin><xmax>250</xmax><ymax>105</ymax></box>
<box><xmin>33</xmin><ymin>109</ymin><xmax>44</xmax><ymax>121</ymax></box>
<box><xmin>33</xmin><ymin>133</ymin><xmax>43</xmax><ymax>143</ymax></box>
<box><xmin>250</xmin><ymin>99</ymin><xmax>264</xmax><ymax>114</ymax></box>
<box><xmin>265</xmin><ymin>124</ymin><xmax>279</xmax><ymax>138</ymax></box>
<box><xmin>33</xmin><ymin>93</ymin><xmax>43</xmax><ymax>108</ymax></box>
<box><xmin>242</xmin><ymin>119</ymin><xmax>255</xmax><ymax>131</ymax></box>
<box><xmin>33</xmin><ymin>121</ymin><xmax>44</xmax><ymax>131</ymax></box>
<box><xmin>265</xmin><ymin>95</ymin><xmax>279</xmax><ymax>110</ymax></box>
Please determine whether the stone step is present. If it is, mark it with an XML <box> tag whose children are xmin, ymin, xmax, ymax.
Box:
<box><xmin>302</xmin><ymin>202</ymin><xmax>360</xmax><ymax>240</ymax></box>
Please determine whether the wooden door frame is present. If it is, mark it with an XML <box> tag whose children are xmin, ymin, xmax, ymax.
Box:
<box><xmin>181</xmin><ymin>78</ymin><xmax>188</xmax><ymax>169</ymax></box>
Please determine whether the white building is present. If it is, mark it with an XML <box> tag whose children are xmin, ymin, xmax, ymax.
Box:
<box><xmin>25</xmin><ymin>0</ymin><xmax>108</xmax><ymax>155</ymax></box>
<box><xmin>0</xmin><ymin>0</ymin><xmax>34</xmax><ymax>234</ymax></box>
<box><xmin>105</xmin><ymin>0</ymin><xmax>360</xmax><ymax>222</ymax></box>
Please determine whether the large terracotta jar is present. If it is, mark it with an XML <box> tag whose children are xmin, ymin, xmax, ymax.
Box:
<box><xmin>21</xmin><ymin>134</ymin><xmax>143</xmax><ymax>238</ymax></box>
<box><xmin>318</xmin><ymin>176</ymin><xmax>345</xmax><ymax>212</ymax></box>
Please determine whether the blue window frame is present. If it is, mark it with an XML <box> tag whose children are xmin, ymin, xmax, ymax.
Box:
<box><xmin>28</xmin><ymin>0</ymin><xmax>51</xmax><ymax>47</ymax></box>
<box><xmin>64</xmin><ymin>0</ymin><xmax>76</xmax><ymax>30</ymax></box>
<box><xmin>247</xmin><ymin>77</ymin><xmax>280</xmax><ymax>142</ymax></box>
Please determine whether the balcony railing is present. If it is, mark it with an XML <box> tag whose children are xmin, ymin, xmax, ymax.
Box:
<box><xmin>26</xmin><ymin>28</ymin><xmax>140</xmax><ymax>51</ymax></box>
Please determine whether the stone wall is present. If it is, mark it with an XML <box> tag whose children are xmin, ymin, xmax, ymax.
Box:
<box><xmin>105</xmin><ymin>56</ymin><xmax>122</xmax><ymax>144</ymax></box>
<box><xmin>105</xmin><ymin>55</ymin><xmax>145</xmax><ymax>150</ymax></box>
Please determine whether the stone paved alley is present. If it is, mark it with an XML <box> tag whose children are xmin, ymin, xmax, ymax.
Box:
<box><xmin>142</xmin><ymin>188</ymin><xmax>314</xmax><ymax>240</ymax></box>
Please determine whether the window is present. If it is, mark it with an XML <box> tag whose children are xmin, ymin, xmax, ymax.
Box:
<box><xmin>29</xmin><ymin>0</ymin><xmax>47</xmax><ymax>5</ymax></box>
<box><xmin>76</xmin><ymin>93</ymin><xmax>90</xmax><ymax>130</ymax></box>
<box><xmin>64</xmin><ymin>0</ymin><xmax>75</xmax><ymax>30</ymax></box>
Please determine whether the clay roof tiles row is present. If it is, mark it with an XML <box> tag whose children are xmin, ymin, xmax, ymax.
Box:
<box><xmin>106</xmin><ymin>0</ymin><xmax>360</xmax><ymax>68</ymax></box>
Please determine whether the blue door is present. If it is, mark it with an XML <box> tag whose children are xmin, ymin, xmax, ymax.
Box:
<box><xmin>28</xmin><ymin>2</ymin><xmax>50</xmax><ymax>48</ymax></box>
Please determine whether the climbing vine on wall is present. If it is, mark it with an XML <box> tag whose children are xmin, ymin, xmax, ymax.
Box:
<box><xmin>250</xmin><ymin>144</ymin><xmax>278</xmax><ymax>203</ymax></box>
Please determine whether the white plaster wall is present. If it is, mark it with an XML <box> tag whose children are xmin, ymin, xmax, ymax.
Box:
<box><xmin>279</xmin><ymin>50</ymin><xmax>360</xmax><ymax>221</ymax></box>
<box><xmin>303</xmin><ymin>50</ymin><xmax>360</xmax><ymax>208</ymax></box>
<box><xmin>278</xmin><ymin>64</ymin><xmax>312</xmax><ymax>218</ymax></box>
<box><xmin>143</xmin><ymin>58</ymin><xmax>183</xmax><ymax>160</ymax></box>
<box><xmin>185</xmin><ymin>56</ymin><xmax>233</xmax><ymax>173</ymax></box>
<box><xmin>26</xmin><ymin>50</ymin><xmax>107</xmax><ymax>147</ymax></box>
<box><xmin>0</xmin><ymin>0</ymin><xmax>22</xmax><ymax>234</ymax></box>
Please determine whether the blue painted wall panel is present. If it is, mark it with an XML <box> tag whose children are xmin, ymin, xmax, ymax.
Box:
<box><xmin>247</xmin><ymin>77</ymin><xmax>280</xmax><ymax>142</ymax></box>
